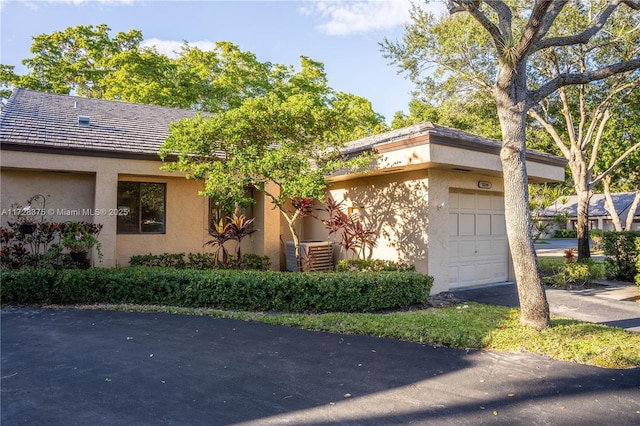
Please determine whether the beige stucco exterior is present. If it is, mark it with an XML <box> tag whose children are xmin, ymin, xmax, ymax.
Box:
<box><xmin>0</xmin><ymin>150</ymin><xmax>279</xmax><ymax>268</ymax></box>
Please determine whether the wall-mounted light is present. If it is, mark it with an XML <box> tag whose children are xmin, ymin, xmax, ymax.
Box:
<box><xmin>437</xmin><ymin>202</ymin><xmax>445</xmax><ymax>210</ymax></box>
<box><xmin>478</xmin><ymin>181</ymin><xmax>492</xmax><ymax>189</ymax></box>
<box><xmin>348</xmin><ymin>206</ymin><xmax>365</xmax><ymax>217</ymax></box>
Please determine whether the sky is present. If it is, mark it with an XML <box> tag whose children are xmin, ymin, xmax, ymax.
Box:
<box><xmin>0</xmin><ymin>0</ymin><xmax>447</xmax><ymax>123</ymax></box>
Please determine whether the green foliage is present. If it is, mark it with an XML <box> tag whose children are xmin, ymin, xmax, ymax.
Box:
<box><xmin>0</xmin><ymin>267</ymin><xmax>433</xmax><ymax>313</ymax></box>
<box><xmin>602</xmin><ymin>231</ymin><xmax>640</xmax><ymax>282</ymax></box>
<box><xmin>541</xmin><ymin>257</ymin><xmax>605</xmax><ymax>288</ymax></box>
<box><xmin>336</xmin><ymin>259</ymin><xmax>415</xmax><ymax>272</ymax></box>
<box><xmin>635</xmin><ymin>238</ymin><xmax>640</xmax><ymax>288</ymax></box>
<box><xmin>160</xmin><ymin>57</ymin><xmax>382</xmax><ymax>259</ymax></box>
<box><xmin>1</xmin><ymin>220</ymin><xmax>103</xmax><ymax>270</ymax></box>
<box><xmin>554</xmin><ymin>229</ymin><xmax>577</xmax><ymax>239</ymax></box>
<box><xmin>129</xmin><ymin>253</ymin><xmax>187</xmax><ymax>268</ymax></box>
<box><xmin>129</xmin><ymin>252</ymin><xmax>270</xmax><ymax>271</ymax></box>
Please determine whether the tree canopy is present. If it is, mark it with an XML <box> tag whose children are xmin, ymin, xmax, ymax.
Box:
<box><xmin>161</xmin><ymin>58</ymin><xmax>383</xmax><ymax>259</ymax></box>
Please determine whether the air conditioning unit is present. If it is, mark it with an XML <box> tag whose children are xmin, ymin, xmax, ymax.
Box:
<box><xmin>286</xmin><ymin>241</ymin><xmax>334</xmax><ymax>272</ymax></box>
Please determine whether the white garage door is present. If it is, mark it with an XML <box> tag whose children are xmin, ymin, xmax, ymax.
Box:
<box><xmin>448</xmin><ymin>191</ymin><xmax>508</xmax><ymax>288</ymax></box>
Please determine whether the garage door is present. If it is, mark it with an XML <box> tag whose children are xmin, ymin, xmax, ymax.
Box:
<box><xmin>448</xmin><ymin>191</ymin><xmax>508</xmax><ymax>288</ymax></box>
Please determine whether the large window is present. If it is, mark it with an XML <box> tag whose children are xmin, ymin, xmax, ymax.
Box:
<box><xmin>117</xmin><ymin>182</ymin><xmax>166</xmax><ymax>234</ymax></box>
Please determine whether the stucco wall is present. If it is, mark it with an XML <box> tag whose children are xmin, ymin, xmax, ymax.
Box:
<box><xmin>1</xmin><ymin>168</ymin><xmax>95</xmax><ymax>227</ymax></box>
<box><xmin>303</xmin><ymin>168</ymin><xmax>510</xmax><ymax>294</ymax></box>
<box><xmin>0</xmin><ymin>150</ymin><xmax>282</xmax><ymax>268</ymax></box>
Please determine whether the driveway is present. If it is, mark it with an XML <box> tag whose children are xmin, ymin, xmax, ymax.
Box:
<box><xmin>2</xmin><ymin>307</ymin><xmax>639</xmax><ymax>425</ymax></box>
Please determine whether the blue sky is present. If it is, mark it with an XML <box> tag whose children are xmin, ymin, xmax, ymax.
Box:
<box><xmin>0</xmin><ymin>0</ymin><xmax>446</xmax><ymax>123</ymax></box>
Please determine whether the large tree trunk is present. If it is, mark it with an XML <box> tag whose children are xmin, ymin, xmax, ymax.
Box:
<box><xmin>495</xmin><ymin>71</ymin><xmax>550</xmax><ymax>330</ymax></box>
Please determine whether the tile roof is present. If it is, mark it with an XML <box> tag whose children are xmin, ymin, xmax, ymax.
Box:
<box><xmin>540</xmin><ymin>192</ymin><xmax>640</xmax><ymax>218</ymax></box>
<box><xmin>0</xmin><ymin>89</ymin><xmax>200</xmax><ymax>159</ymax></box>
<box><xmin>343</xmin><ymin>121</ymin><xmax>567</xmax><ymax>167</ymax></box>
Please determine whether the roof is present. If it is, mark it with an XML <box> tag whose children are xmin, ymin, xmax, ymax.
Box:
<box><xmin>343</xmin><ymin>121</ymin><xmax>567</xmax><ymax>167</ymax></box>
<box><xmin>0</xmin><ymin>88</ymin><xmax>199</xmax><ymax>160</ymax></box>
<box><xmin>540</xmin><ymin>192</ymin><xmax>640</xmax><ymax>218</ymax></box>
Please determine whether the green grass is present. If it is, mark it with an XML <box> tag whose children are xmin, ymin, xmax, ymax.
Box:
<box><xmin>82</xmin><ymin>302</ymin><xmax>640</xmax><ymax>369</ymax></box>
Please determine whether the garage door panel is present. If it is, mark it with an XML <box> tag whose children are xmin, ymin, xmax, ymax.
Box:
<box><xmin>449</xmin><ymin>213</ymin><xmax>459</xmax><ymax>236</ymax></box>
<box><xmin>460</xmin><ymin>214</ymin><xmax>475</xmax><ymax>235</ymax></box>
<box><xmin>477</xmin><ymin>194</ymin><xmax>492</xmax><ymax>210</ymax></box>
<box><xmin>492</xmin><ymin>214</ymin><xmax>506</xmax><ymax>235</ymax></box>
<box><xmin>476</xmin><ymin>214</ymin><xmax>491</xmax><ymax>235</ymax></box>
<box><xmin>461</xmin><ymin>193</ymin><xmax>476</xmax><ymax>209</ymax></box>
<box><xmin>460</xmin><ymin>241</ymin><xmax>476</xmax><ymax>257</ymax></box>
<box><xmin>476</xmin><ymin>239</ymin><xmax>492</xmax><ymax>256</ymax></box>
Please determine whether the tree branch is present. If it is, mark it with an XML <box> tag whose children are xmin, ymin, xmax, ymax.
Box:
<box><xmin>528</xmin><ymin>58</ymin><xmax>640</xmax><ymax>108</ymax></box>
<box><xmin>514</xmin><ymin>1</ymin><xmax>555</xmax><ymax>62</ymax></box>
<box><xmin>591</xmin><ymin>141</ymin><xmax>640</xmax><ymax>187</ymax></box>
<box><xmin>448</xmin><ymin>1</ymin><xmax>504</xmax><ymax>51</ymax></box>
<box><xmin>533</xmin><ymin>2</ymin><xmax>623</xmax><ymax>52</ymax></box>
<box><xmin>527</xmin><ymin>109</ymin><xmax>572</xmax><ymax>159</ymax></box>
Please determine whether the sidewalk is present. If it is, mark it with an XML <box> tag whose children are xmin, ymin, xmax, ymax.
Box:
<box><xmin>450</xmin><ymin>281</ymin><xmax>640</xmax><ymax>333</ymax></box>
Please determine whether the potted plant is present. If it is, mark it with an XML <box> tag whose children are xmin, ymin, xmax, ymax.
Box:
<box><xmin>62</xmin><ymin>230</ymin><xmax>102</xmax><ymax>262</ymax></box>
<box><xmin>12</xmin><ymin>194</ymin><xmax>47</xmax><ymax>234</ymax></box>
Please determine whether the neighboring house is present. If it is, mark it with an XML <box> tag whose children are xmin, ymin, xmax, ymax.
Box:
<box><xmin>537</xmin><ymin>192</ymin><xmax>640</xmax><ymax>234</ymax></box>
<box><xmin>1</xmin><ymin>89</ymin><xmax>567</xmax><ymax>294</ymax></box>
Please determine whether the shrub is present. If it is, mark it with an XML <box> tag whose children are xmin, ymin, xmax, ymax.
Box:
<box><xmin>602</xmin><ymin>231</ymin><xmax>640</xmax><ymax>282</ymax></box>
<box><xmin>129</xmin><ymin>253</ymin><xmax>187</xmax><ymax>268</ymax></box>
<box><xmin>635</xmin><ymin>237</ymin><xmax>640</xmax><ymax>288</ymax></box>
<box><xmin>541</xmin><ymin>259</ymin><xmax>604</xmax><ymax>288</ymax></box>
<box><xmin>336</xmin><ymin>259</ymin><xmax>415</xmax><ymax>272</ymax></box>
<box><xmin>129</xmin><ymin>252</ymin><xmax>270</xmax><ymax>271</ymax></box>
<box><xmin>237</xmin><ymin>253</ymin><xmax>271</xmax><ymax>271</ymax></box>
<box><xmin>0</xmin><ymin>267</ymin><xmax>433</xmax><ymax>313</ymax></box>
<box><xmin>554</xmin><ymin>229</ymin><xmax>577</xmax><ymax>238</ymax></box>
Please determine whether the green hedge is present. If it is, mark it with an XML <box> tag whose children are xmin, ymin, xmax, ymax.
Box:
<box><xmin>0</xmin><ymin>267</ymin><xmax>433</xmax><ymax>313</ymax></box>
<box><xmin>554</xmin><ymin>229</ymin><xmax>577</xmax><ymax>238</ymax></box>
<box><xmin>635</xmin><ymin>237</ymin><xmax>640</xmax><ymax>288</ymax></box>
<box><xmin>602</xmin><ymin>231</ymin><xmax>640</xmax><ymax>282</ymax></box>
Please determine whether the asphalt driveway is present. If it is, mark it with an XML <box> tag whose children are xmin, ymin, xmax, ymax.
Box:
<box><xmin>2</xmin><ymin>307</ymin><xmax>639</xmax><ymax>425</ymax></box>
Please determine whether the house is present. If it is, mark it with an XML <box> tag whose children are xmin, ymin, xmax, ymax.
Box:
<box><xmin>538</xmin><ymin>192</ymin><xmax>640</xmax><ymax>234</ymax></box>
<box><xmin>1</xmin><ymin>89</ymin><xmax>567</xmax><ymax>294</ymax></box>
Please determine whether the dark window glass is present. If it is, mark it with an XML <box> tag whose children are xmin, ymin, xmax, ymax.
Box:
<box><xmin>117</xmin><ymin>182</ymin><xmax>166</xmax><ymax>234</ymax></box>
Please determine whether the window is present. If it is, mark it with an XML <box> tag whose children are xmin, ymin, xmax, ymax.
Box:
<box><xmin>117</xmin><ymin>182</ymin><xmax>166</xmax><ymax>234</ymax></box>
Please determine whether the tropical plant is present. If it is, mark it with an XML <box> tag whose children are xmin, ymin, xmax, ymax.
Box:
<box><xmin>320</xmin><ymin>196</ymin><xmax>377</xmax><ymax>260</ymax></box>
<box><xmin>226</xmin><ymin>214</ymin><xmax>258</xmax><ymax>265</ymax></box>
<box><xmin>205</xmin><ymin>218</ymin><xmax>232</xmax><ymax>266</ymax></box>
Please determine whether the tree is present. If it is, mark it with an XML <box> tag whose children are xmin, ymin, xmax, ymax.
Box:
<box><xmin>596</xmin><ymin>92</ymin><xmax>640</xmax><ymax>231</ymax></box>
<box><xmin>160</xmin><ymin>58</ymin><xmax>383</xmax><ymax>264</ymax></box>
<box><xmin>382</xmin><ymin>0</ymin><xmax>640</xmax><ymax>329</ymax></box>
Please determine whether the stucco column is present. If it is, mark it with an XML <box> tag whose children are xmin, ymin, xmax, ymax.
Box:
<box><xmin>257</xmin><ymin>182</ymin><xmax>282</xmax><ymax>270</ymax></box>
<box><xmin>94</xmin><ymin>170</ymin><xmax>118</xmax><ymax>267</ymax></box>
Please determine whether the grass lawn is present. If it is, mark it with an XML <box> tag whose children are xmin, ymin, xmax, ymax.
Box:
<box><xmin>94</xmin><ymin>302</ymin><xmax>640</xmax><ymax>370</ymax></box>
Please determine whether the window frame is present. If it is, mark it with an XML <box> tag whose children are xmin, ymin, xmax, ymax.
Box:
<box><xmin>117</xmin><ymin>181</ymin><xmax>167</xmax><ymax>235</ymax></box>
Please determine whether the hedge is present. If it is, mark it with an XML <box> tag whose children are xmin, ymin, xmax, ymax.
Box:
<box><xmin>554</xmin><ymin>229</ymin><xmax>577</xmax><ymax>238</ymax></box>
<box><xmin>0</xmin><ymin>267</ymin><xmax>433</xmax><ymax>313</ymax></box>
<box><xmin>635</xmin><ymin>237</ymin><xmax>640</xmax><ymax>288</ymax></box>
<box><xmin>602</xmin><ymin>231</ymin><xmax>640</xmax><ymax>282</ymax></box>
